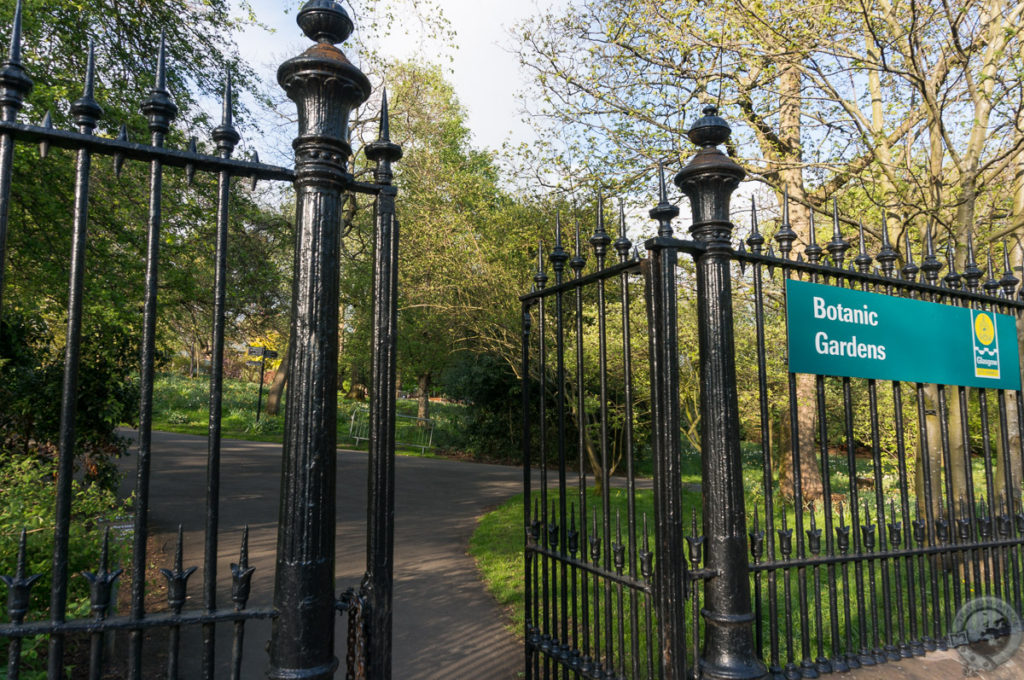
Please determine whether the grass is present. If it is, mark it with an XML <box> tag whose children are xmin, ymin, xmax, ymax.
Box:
<box><xmin>471</xmin><ymin>452</ymin><xmax>1016</xmax><ymax>673</ymax></box>
<box><xmin>148</xmin><ymin>373</ymin><xmax>468</xmax><ymax>456</ymax></box>
<box><xmin>469</xmin><ymin>486</ymin><xmax>702</xmax><ymax>636</ymax></box>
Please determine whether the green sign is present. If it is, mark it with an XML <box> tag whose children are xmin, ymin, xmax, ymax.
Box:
<box><xmin>786</xmin><ymin>279</ymin><xmax>1021</xmax><ymax>390</ymax></box>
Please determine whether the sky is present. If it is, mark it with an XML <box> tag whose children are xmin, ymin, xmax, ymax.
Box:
<box><xmin>234</xmin><ymin>0</ymin><xmax>556</xmax><ymax>153</ymax></box>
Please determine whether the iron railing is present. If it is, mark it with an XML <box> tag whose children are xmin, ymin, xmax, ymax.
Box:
<box><xmin>0</xmin><ymin>1</ymin><xmax>401</xmax><ymax>679</ymax></box>
<box><xmin>522</xmin><ymin>106</ymin><xmax>1024</xmax><ymax>679</ymax></box>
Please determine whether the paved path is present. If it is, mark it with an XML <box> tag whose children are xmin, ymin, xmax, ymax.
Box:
<box><xmin>118</xmin><ymin>430</ymin><xmax>523</xmax><ymax>679</ymax></box>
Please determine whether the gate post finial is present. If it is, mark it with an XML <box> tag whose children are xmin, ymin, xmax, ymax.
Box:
<box><xmin>270</xmin><ymin>2</ymin><xmax>370</xmax><ymax>679</ymax></box>
<box><xmin>674</xmin><ymin>106</ymin><xmax>766</xmax><ymax>680</ymax></box>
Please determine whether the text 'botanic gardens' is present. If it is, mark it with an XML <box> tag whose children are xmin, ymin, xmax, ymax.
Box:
<box><xmin>786</xmin><ymin>279</ymin><xmax>1021</xmax><ymax>389</ymax></box>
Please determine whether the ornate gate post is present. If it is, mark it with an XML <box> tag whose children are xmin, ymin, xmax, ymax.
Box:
<box><xmin>674</xmin><ymin>107</ymin><xmax>766</xmax><ymax>680</ymax></box>
<box><xmin>270</xmin><ymin>2</ymin><xmax>370</xmax><ymax>678</ymax></box>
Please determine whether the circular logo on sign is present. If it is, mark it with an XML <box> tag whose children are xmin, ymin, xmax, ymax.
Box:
<box><xmin>953</xmin><ymin>596</ymin><xmax>1022</xmax><ymax>672</ymax></box>
<box><xmin>975</xmin><ymin>312</ymin><xmax>996</xmax><ymax>346</ymax></box>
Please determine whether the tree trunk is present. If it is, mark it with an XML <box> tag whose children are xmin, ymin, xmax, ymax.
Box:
<box><xmin>916</xmin><ymin>384</ymin><xmax>946</xmax><ymax>524</ymax></box>
<box><xmin>417</xmin><ymin>372</ymin><xmax>431</xmax><ymax>422</ymax></box>
<box><xmin>774</xmin><ymin>62</ymin><xmax>825</xmax><ymax>502</ymax></box>
<box><xmin>779</xmin><ymin>377</ymin><xmax>825</xmax><ymax>502</ymax></box>
<box><xmin>947</xmin><ymin>388</ymin><xmax>972</xmax><ymax>506</ymax></box>
<box><xmin>346</xmin><ymin>364</ymin><xmax>368</xmax><ymax>400</ymax></box>
<box><xmin>265</xmin><ymin>344</ymin><xmax>289</xmax><ymax>417</ymax></box>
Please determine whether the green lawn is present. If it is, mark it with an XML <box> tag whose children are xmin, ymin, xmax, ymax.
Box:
<box><xmin>148</xmin><ymin>373</ymin><xmax>466</xmax><ymax>457</ymax></box>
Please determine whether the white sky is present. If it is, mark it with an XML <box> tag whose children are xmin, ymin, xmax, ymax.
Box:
<box><xmin>234</xmin><ymin>0</ymin><xmax>554</xmax><ymax>153</ymax></box>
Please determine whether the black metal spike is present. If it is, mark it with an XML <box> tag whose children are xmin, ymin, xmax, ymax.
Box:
<box><xmin>82</xmin><ymin>527</ymin><xmax>123</xmax><ymax>619</ymax></box>
<box><xmin>837</xmin><ymin>503</ymin><xmax>850</xmax><ymax>553</ymax></box>
<box><xmin>747</xmin><ymin>198</ymin><xmax>764</xmax><ymax>254</ymax></box>
<box><xmin>8</xmin><ymin>0</ymin><xmax>24</xmax><ymax>66</ymax></box>
<box><xmin>212</xmin><ymin>73</ymin><xmax>240</xmax><ymax>162</ymax></box>
<box><xmin>250</xmin><ymin>150</ymin><xmax>260</xmax><ymax>190</ymax></box>
<box><xmin>901</xmin><ymin>229</ymin><xmax>919</xmax><ymax>281</ymax></box>
<box><xmin>963</xmin><ymin>229</ymin><xmax>982</xmax><ymax>291</ymax></box>
<box><xmin>70</xmin><ymin>40</ymin><xmax>102</xmax><ymax>132</ymax></box>
<box><xmin>613</xmin><ymin>510</ymin><xmax>625</xmax><ymax>572</ymax></box>
<box><xmin>569</xmin><ymin>220</ymin><xmax>586</xmax><ymax>274</ymax></box>
<box><xmin>649</xmin><ymin>160</ymin><xmax>679</xmax><ymax>238</ymax></box>
<box><xmin>775</xmin><ymin>186</ymin><xmax>797</xmax><ymax>259</ymax></box>
<box><xmin>533</xmin><ymin>238</ymin><xmax>547</xmax><ymax>289</ymax></box>
<box><xmin>978</xmin><ymin>498</ymin><xmax>992</xmax><ymax>539</ymax></box>
<box><xmin>366</xmin><ymin>88</ymin><xmax>403</xmax><ymax>189</ymax></box>
<box><xmin>983</xmin><ymin>247</ymin><xmax>1000</xmax><ymax>296</ymax></box>
<box><xmin>640</xmin><ymin>514</ymin><xmax>653</xmax><ymax>579</ymax></box>
<box><xmin>887</xmin><ymin>500</ymin><xmax>902</xmax><ymax>546</ymax></box>
<box><xmin>231</xmin><ymin>526</ymin><xmax>256</xmax><ymax>611</ymax></box>
<box><xmin>0</xmin><ymin>529</ymin><xmax>43</xmax><ymax>624</ymax></box>
<box><xmin>876</xmin><ymin>215</ymin><xmax>897</xmax><ymax>277</ymax></box>
<box><xmin>159</xmin><ymin>525</ymin><xmax>197</xmax><ymax>615</ymax></box>
<box><xmin>614</xmin><ymin>201</ymin><xmax>632</xmax><ymax>262</ymax></box>
<box><xmin>142</xmin><ymin>33</ymin><xmax>177</xmax><ymax>136</ymax></box>
<box><xmin>549</xmin><ymin>211</ymin><xmax>568</xmax><ymax>275</ymax></box>
<box><xmin>855</xmin><ymin>221</ymin><xmax>873</xmax><ymax>273</ymax></box>
<box><xmin>544</xmin><ymin>499</ymin><xmax>561</xmax><ymax>553</ymax></box>
<box><xmin>999</xmin><ymin>240</ymin><xmax>1019</xmax><ymax>297</ymax></box>
<box><xmin>590</xmin><ymin>509</ymin><xmax>600</xmax><ymax>563</ymax></box>
<box><xmin>185</xmin><ymin>136</ymin><xmax>197</xmax><ymax>184</ymax></box>
<box><xmin>920</xmin><ymin>224</ymin><xmax>942</xmax><ymax>285</ymax></box>
<box><xmin>957</xmin><ymin>497</ymin><xmax>972</xmax><ymax>541</ymax></box>
<box><xmin>999</xmin><ymin>495</ymin><xmax>1012</xmax><ymax>538</ymax></box>
<box><xmin>0</xmin><ymin>0</ymin><xmax>34</xmax><ymax>123</ymax></box>
<box><xmin>807</xmin><ymin>505</ymin><xmax>822</xmax><ymax>554</ymax></box>
<box><xmin>805</xmin><ymin>209</ymin><xmax>822</xmax><ymax>263</ymax></box>
<box><xmin>749</xmin><ymin>505</ymin><xmax>764</xmax><ymax>561</ymax></box>
<box><xmin>686</xmin><ymin>510</ymin><xmax>704</xmax><ymax>567</ymax></box>
<box><xmin>38</xmin><ymin>109</ymin><xmax>52</xmax><ymax>158</ymax></box>
<box><xmin>944</xmin><ymin>242</ymin><xmax>962</xmax><ymax>288</ymax></box>
<box><xmin>826</xmin><ymin>198</ymin><xmax>849</xmax><ymax>267</ymax></box>
<box><xmin>591</xmin><ymin>196</ymin><xmax>611</xmax><ymax>265</ymax></box>
<box><xmin>113</xmin><ymin>123</ymin><xmax>128</xmax><ymax>178</ymax></box>
<box><xmin>778</xmin><ymin>506</ymin><xmax>794</xmax><ymax>557</ymax></box>
<box><xmin>861</xmin><ymin>501</ymin><xmax>876</xmax><ymax>551</ymax></box>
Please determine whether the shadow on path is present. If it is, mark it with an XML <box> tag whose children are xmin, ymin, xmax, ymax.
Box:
<box><xmin>117</xmin><ymin>430</ymin><xmax>523</xmax><ymax>679</ymax></box>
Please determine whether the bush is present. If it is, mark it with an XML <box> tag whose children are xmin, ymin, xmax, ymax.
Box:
<box><xmin>0</xmin><ymin>448</ymin><xmax>131</xmax><ymax>676</ymax></box>
<box><xmin>0</xmin><ymin>309</ymin><xmax>139</xmax><ymax>489</ymax></box>
<box><xmin>439</xmin><ymin>353</ymin><xmax>521</xmax><ymax>459</ymax></box>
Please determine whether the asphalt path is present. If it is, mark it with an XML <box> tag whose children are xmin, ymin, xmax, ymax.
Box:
<box><xmin>117</xmin><ymin>430</ymin><xmax>523</xmax><ymax>679</ymax></box>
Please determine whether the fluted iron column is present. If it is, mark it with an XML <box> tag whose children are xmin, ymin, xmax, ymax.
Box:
<box><xmin>270</xmin><ymin>2</ymin><xmax>370</xmax><ymax>678</ymax></box>
<box><xmin>675</xmin><ymin>106</ymin><xmax>766</xmax><ymax>680</ymax></box>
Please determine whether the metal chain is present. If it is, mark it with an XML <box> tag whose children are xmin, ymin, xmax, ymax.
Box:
<box><xmin>344</xmin><ymin>591</ymin><xmax>366</xmax><ymax>680</ymax></box>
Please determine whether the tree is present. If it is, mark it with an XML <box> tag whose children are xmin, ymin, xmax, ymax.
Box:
<box><xmin>0</xmin><ymin>0</ymin><xmax>289</xmax><ymax>479</ymax></box>
<box><xmin>339</xmin><ymin>60</ymin><xmax>546</xmax><ymax>423</ymax></box>
<box><xmin>514</xmin><ymin>0</ymin><xmax>1024</xmax><ymax>501</ymax></box>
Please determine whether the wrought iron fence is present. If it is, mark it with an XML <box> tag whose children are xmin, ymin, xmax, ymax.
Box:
<box><xmin>522</xmin><ymin>106</ymin><xmax>1024</xmax><ymax>679</ymax></box>
<box><xmin>0</xmin><ymin>1</ymin><xmax>401</xmax><ymax>679</ymax></box>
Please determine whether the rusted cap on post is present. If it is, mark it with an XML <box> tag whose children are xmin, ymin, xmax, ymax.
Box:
<box><xmin>674</xmin><ymin>104</ymin><xmax>744</xmax><ymax>189</ymax></box>
<box><xmin>278</xmin><ymin>0</ymin><xmax>370</xmax><ymax>105</ymax></box>
<box><xmin>297</xmin><ymin>0</ymin><xmax>354</xmax><ymax>44</ymax></box>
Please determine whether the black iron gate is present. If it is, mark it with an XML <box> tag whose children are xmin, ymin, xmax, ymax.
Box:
<box><xmin>0</xmin><ymin>1</ymin><xmax>399</xmax><ymax>678</ymax></box>
<box><xmin>523</xmin><ymin>108</ymin><xmax>1024</xmax><ymax>679</ymax></box>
